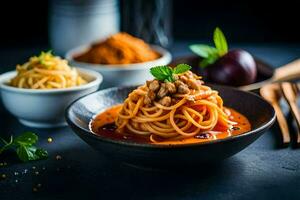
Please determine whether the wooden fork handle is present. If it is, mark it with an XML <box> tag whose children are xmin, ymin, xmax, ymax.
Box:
<box><xmin>280</xmin><ymin>82</ymin><xmax>300</xmax><ymax>144</ymax></box>
<box><xmin>273</xmin><ymin>59</ymin><xmax>300</xmax><ymax>82</ymax></box>
<box><xmin>289</xmin><ymin>102</ymin><xmax>300</xmax><ymax>143</ymax></box>
<box><xmin>273</xmin><ymin>103</ymin><xmax>291</xmax><ymax>144</ymax></box>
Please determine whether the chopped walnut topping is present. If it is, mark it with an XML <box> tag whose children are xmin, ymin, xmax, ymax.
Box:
<box><xmin>178</xmin><ymin>85</ymin><xmax>189</xmax><ymax>94</ymax></box>
<box><xmin>148</xmin><ymin>90</ymin><xmax>156</xmax><ymax>100</ymax></box>
<box><xmin>148</xmin><ymin>80</ymin><xmax>160</xmax><ymax>92</ymax></box>
<box><xmin>146</xmin><ymin>80</ymin><xmax>151</xmax><ymax>87</ymax></box>
<box><xmin>175</xmin><ymin>80</ymin><xmax>190</xmax><ymax>94</ymax></box>
<box><xmin>159</xmin><ymin>96</ymin><xmax>171</xmax><ymax>106</ymax></box>
<box><xmin>165</xmin><ymin>82</ymin><xmax>176</xmax><ymax>94</ymax></box>
<box><xmin>144</xmin><ymin>95</ymin><xmax>152</xmax><ymax>106</ymax></box>
<box><xmin>144</xmin><ymin>90</ymin><xmax>156</xmax><ymax>106</ymax></box>
<box><xmin>174</xmin><ymin>80</ymin><xmax>184</xmax><ymax>87</ymax></box>
<box><xmin>143</xmin><ymin>71</ymin><xmax>202</xmax><ymax>106</ymax></box>
<box><xmin>157</xmin><ymin>83</ymin><xmax>169</xmax><ymax>98</ymax></box>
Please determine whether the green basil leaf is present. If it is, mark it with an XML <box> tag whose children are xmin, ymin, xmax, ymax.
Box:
<box><xmin>14</xmin><ymin>132</ymin><xmax>38</xmax><ymax>146</ymax></box>
<box><xmin>165</xmin><ymin>76</ymin><xmax>174</xmax><ymax>82</ymax></box>
<box><xmin>213</xmin><ymin>27</ymin><xmax>228</xmax><ymax>55</ymax></box>
<box><xmin>150</xmin><ymin>66</ymin><xmax>173</xmax><ymax>81</ymax></box>
<box><xmin>200</xmin><ymin>54</ymin><xmax>220</xmax><ymax>68</ymax></box>
<box><xmin>189</xmin><ymin>44</ymin><xmax>219</xmax><ymax>58</ymax></box>
<box><xmin>162</xmin><ymin>66</ymin><xmax>174</xmax><ymax>76</ymax></box>
<box><xmin>35</xmin><ymin>148</ymin><xmax>48</xmax><ymax>159</ymax></box>
<box><xmin>16</xmin><ymin>145</ymin><xmax>35</xmax><ymax>162</ymax></box>
<box><xmin>173</xmin><ymin>64</ymin><xmax>192</xmax><ymax>74</ymax></box>
<box><xmin>16</xmin><ymin>145</ymin><xmax>48</xmax><ymax>162</ymax></box>
<box><xmin>1</xmin><ymin>132</ymin><xmax>48</xmax><ymax>162</ymax></box>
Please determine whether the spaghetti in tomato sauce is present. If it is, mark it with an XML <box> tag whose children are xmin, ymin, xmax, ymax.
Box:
<box><xmin>90</xmin><ymin>68</ymin><xmax>251</xmax><ymax>145</ymax></box>
<box><xmin>90</xmin><ymin>104</ymin><xmax>251</xmax><ymax>145</ymax></box>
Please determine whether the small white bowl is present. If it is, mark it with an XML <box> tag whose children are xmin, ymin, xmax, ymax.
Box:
<box><xmin>65</xmin><ymin>45</ymin><xmax>172</xmax><ymax>88</ymax></box>
<box><xmin>0</xmin><ymin>68</ymin><xmax>103</xmax><ymax>128</ymax></box>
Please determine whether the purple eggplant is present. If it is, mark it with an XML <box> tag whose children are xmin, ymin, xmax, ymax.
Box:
<box><xmin>203</xmin><ymin>49</ymin><xmax>257</xmax><ymax>86</ymax></box>
<box><xmin>190</xmin><ymin>27</ymin><xmax>258</xmax><ymax>86</ymax></box>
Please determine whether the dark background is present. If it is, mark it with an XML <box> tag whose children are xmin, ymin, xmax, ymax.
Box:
<box><xmin>0</xmin><ymin>0</ymin><xmax>299</xmax><ymax>48</ymax></box>
<box><xmin>1</xmin><ymin>1</ymin><xmax>300</xmax><ymax>200</ymax></box>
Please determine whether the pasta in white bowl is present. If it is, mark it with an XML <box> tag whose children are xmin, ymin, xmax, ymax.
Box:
<box><xmin>10</xmin><ymin>51</ymin><xmax>87</xmax><ymax>89</ymax></box>
<box><xmin>0</xmin><ymin>52</ymin><xmax>103</xmax><ymax>128</ymax></box>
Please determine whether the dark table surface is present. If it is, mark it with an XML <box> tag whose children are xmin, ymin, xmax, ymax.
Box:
<box><xmin>1</xmin><ymin>42</ymin><xmax>300</xmax><ymax>200</ymax></box>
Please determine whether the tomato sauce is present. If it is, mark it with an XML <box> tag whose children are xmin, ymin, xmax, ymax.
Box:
<box><xmin>90</xmin><ymin>104</ymin><xmax>251</xmax><ymax>145</ymax></box>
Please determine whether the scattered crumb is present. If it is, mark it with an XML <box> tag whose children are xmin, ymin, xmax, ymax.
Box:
<box><xmin>37</xmin><ymin>183</ymin><xmax>42</xmax><ymax>188</ymax></box>
<box><xmin>33</xmin><ymin>187</ymin><xmax>38</xmax><ymax>192</ymax></box>
<box><xmin>32</xmin><ymin>166</ymin><xmax>36</xmax><ymax>170</ymax></box>
<box><xmin>34</xmin><ymin>171</ymin><xmax>39</xmax><ymax>175</ymax></box>
<box><xmin>55</xmin><ymin>155</ymin><xmax>62</xmax><ymax>160</ymax></box>
<box><xmin>47</xmin><ymin>138</ymin><xmax>53</xmax><ymax>143</ymax></box>
<box><xmin>1</xmin><ymin>174</ymin><xmax>6</xmax><ymax>179</ymax></box>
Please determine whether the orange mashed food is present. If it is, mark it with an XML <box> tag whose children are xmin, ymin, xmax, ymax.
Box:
<box><xmin>74</xmin><ymin>32</ymin><xmax>161</xmax><ymax>65</ymax></box>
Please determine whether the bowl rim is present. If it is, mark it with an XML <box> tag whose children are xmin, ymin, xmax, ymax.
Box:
<box><xmin>0</xmin><ymin>67</ymin><xmax>103</xmax><ymax>94</ymax></box>
<box><xmin>65</xmin><ymin>85</ymin><xmax>276</xmax><ymax>149</ymax></box>
<box><xmin>65</xmin><ymin>45</ymin><xmax>172</xmax><ymax>71</ymax></box>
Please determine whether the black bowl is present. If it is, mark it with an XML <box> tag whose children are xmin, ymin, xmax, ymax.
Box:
<box><xmin>66</xmin><ymin>85</ymin><xmax>275</xmax><ymax>169</ymax></box>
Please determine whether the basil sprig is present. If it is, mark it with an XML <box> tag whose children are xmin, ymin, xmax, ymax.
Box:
<box><xmin>150</xmin><ymin>64</ymin><xmax>191</xmax><ymax>82</ymax></box>
<box><xmin>0</xmin><ymin>132</ymin><xmax>48</xmax><ymax>162</ymax></box>
<box><xmin>189</xmin><ymin>27</ymin><xmax>228</xmax><ymax>68</ymax></box>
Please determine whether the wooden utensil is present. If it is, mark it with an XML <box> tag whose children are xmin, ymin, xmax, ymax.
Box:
<box><xmin>280</xmin><ymin>82</ymin><xmax>300</xmax><ymax>144</ymax></box>
<box><xmin>241</xmin><ymin>59</ymin><xmax>300</xmax><ymax>91</ymax></box>
<box><xmin>260</xmin><ymin>84</ymin><xmax>291</xmax><ymax>145</ymax></box>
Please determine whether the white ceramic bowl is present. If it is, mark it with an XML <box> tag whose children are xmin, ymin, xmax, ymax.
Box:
<box><xmin>65</xmin><ymin>45</ymin><xmax>172</xmax><ymax>88</ymax></box>
<box><xmin>0</xmin><ymin>68</ymin><xmax>103</xmax><ymax>128</ymax></box>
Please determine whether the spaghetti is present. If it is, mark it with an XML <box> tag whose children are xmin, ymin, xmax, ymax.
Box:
<box><xmin>115</xmin><ymin>70</ymin><xmax>237</xmax><ymax>142</ymax></box>
<box><xmin>10</xmin><ymin>51</ymin><xmax>87</xmax><ymax>89</ymax></box>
